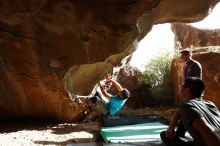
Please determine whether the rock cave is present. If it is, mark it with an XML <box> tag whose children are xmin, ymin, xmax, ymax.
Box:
<box><xmin>0</xmin><ymin>0</ymin><xmax>219</xmax><ymax>123</ymax></box>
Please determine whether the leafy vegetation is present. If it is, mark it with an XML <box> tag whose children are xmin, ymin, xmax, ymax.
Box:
<box><xmin>140</xmin><ymin>51</ymin><xmax>173</xmax><ymax>99</ymax></box>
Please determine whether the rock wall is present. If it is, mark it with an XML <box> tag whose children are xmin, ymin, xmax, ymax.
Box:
<box><xmin>0</xmin><ymin>0</ymin><xmax>219</xmax><ymax>121</ymax></box>
<box><xmin>171</xmin><ymin>23</ymin><xmax>220</xmax><ymax>48</ymax></box>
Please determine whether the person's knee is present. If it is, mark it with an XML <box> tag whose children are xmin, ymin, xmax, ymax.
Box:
<box><xmin>160</xmin><ymin>131</ymin><xmax>174</xmax><ymax>146</ymax></box>
<box><xmin>160</xmin><ymin>131</ymin><xmax>166</xmax><ymax>140</ymax></box>
<box><xmin>160</xmin><ymin>131</ymin><xmax>168</xmax><ymax>142</ymax></box>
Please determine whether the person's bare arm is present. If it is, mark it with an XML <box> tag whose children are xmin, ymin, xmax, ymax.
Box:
<box><xmin>76</xmin><ymin>95</ymin><xmax>90</xmax><ymax>98</ymax></box>
<box><xmin>98</xmin><ymin>82</ymin><xmax>112</xmax><ymax>99</ymax></box>
<box><xmin>104</xmin><ymin>75</ymin><xmax>124</xmax><ymax>92</ymax></box>
<box><xmin>193</xmin><ymin>117</ymin><xmax>220</xmax><ymax>146</ymax></box>
<box><xmin>166</xmin><ymin>109</ymin><xmax>180</xmax><ymax>139</ymax></box>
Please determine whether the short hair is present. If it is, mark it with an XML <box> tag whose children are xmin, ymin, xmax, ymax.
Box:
<box><xmin>180</xmin><ymin>48</ymin><xmax>192</xmax><ymax>55</ymax></box>
<box><xmin>89</xmin><ymin>96</ymin><xmax>98</xmax><ymax>104</ymax></box>
<box><xmin>121</xmin><ymin>88</ymin><xmax>130</xmax><ymax>99</ymax></box>
<box><xmin>183</xmin><ymin>77</ymin><xmax>205</xmax><ymax>98</ymax></box>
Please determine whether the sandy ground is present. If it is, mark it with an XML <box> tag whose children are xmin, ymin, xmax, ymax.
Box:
<box><xmin>0</xmin><ymin>106</ymin><xmax>175</xmax><ymax>146</ymax></box>
<box><xmin>0</xmin><ymin>121</ymin><xmax>102</xmax><ymax>146</ymax></box>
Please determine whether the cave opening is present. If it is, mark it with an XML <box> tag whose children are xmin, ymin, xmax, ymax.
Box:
<box><xmin>129</xmin><ymin>23</ymin><xmax>175</xmax><ymax>72</ymax></box>
<box><xmin>130</xmin><ymin>2</ymin><xmax>220</xmax><ymax>71</ymax></box>
<box><xmin>190</xmin><ymin>2</ymin><xmax>220</xmax><ymax>29</ymax></box>
<box><xmin>1</xmin><ymin>1</ymin><xmax>220</xmax><ymax>145</ymax></box>
<box><xmin>64</xmin><ymin>2</ymin><xmax>220</xmax><ymax>112</ymax></box>
<box><xmin>56</xmin><ymin>1</ymin><xmax>220</xmax><ymax>125</ymax></box>
<box><xmin>126</xmin><ymin>2</ymin><xmax>220</xmax><ymax>108</ymax></box>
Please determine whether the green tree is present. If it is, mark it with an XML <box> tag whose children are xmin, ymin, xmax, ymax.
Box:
<box><xmin>141</xmin><ymin>51</ymin><xmax>173</xmax><ymax>99</ymax></box>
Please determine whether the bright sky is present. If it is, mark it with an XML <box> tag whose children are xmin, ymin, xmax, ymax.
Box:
<box><xmin>129</xmin><ymin>23</ymin><xmax>174</xmax><ymax>71</ymax></box>
<box><xmin>191</xmin><ymin>3</ymin><xmax>220</xmax><ymax>29</ymax></box>
<box><xmin>130</xmin><ymin>3</ymin><xmax>220</xmax><ymax>71</ymax></box>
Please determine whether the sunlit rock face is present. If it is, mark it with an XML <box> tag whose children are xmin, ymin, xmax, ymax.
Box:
<box><xmin>0</xmin><ymin>0</ymin><xmax>218</xmax><ymax>121</ymax></box>
<box><xmin>171</xmin><ymin>23</ymin><xmax>220</xmax><ymax>48</ymax></box>
<box><xmin>171</xmin><ymin>52</ymin><xmax>220</xmax><ymax>107</ymax></box>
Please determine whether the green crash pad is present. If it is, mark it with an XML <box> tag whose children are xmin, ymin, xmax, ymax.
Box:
<box><xmin>101</xmin><ymin>122</ymin><xmax>168</xmax><ymax>143</ymax></box>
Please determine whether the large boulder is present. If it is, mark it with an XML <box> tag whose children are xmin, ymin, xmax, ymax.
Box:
<box><xmin>0</xmin><ymin>0</ymin><xmax>219</xmax><ymax>121</ymax></box>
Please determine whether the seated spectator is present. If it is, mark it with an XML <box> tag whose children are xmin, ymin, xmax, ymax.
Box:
<box><xmin>160</xmin><ymin>77</ymin><xmax>220</xmax><ymax>146</ymax></box>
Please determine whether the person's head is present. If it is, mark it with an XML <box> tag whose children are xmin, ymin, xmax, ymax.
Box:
<box><xmin>180</xmin><ymin>77</ymin><xmax>205</xmax><ymax>101</ymax></box>
<box><xmin>180</xmin><ymin>49</ymin><xmax>192</xmax><ymax>62</ymax></box>
<box><xmin>89</xmin><ymin>96</ymin><xmax>98</xmax><ymax>104</ymax></box>
<box><xmin>118</xmin><ymin>88</ymin><xmax>130</xmax><ymax>99</ymax></box>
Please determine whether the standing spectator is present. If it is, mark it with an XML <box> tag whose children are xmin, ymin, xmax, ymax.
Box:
<box><xmin>180</xmin><ymin>49</ymin><xmax>202</xmax><ymax>79</ymax></box>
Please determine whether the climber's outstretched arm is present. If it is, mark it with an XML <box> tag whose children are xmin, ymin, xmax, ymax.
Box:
<box><xmin>98</xmin><ymin>81</ymin><xmax>112</xmax><ymax>99</ymax></box>
<box><xmin>104</xmin><ymin>74</ymin><xmax>124</xmax><ymax>93</ymax></box>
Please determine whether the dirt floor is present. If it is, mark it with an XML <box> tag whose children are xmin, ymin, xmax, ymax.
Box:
<box><xmin>0</xmin><ymin>106</ymin><xmax>175</xmax><ymax>146</ymax></box>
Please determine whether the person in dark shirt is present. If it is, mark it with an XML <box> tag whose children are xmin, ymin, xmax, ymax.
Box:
<box><xmin>180</xmin><ymin>49</ymin><xmax>202</xmax><ymax>79</ymax></box>
<box><xmin>160</xmin><ymin>77</ymin><xmax>220</xmax><ymax>146</ymax></box>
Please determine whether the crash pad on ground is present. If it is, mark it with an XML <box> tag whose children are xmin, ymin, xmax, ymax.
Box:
<box><xmin>100</xmin><ymin>122</ymin><xmax>168</xmax><ymax>143</ymax></box>
<box><xmin>102</xmin><ymin>115</ymin><xmax>168</xmax><ymax>127</ymax></box>
<box><xmin>67</xmin><ymin>142</ymin><xmax>166</xmax><ymax>146</ymax></box>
